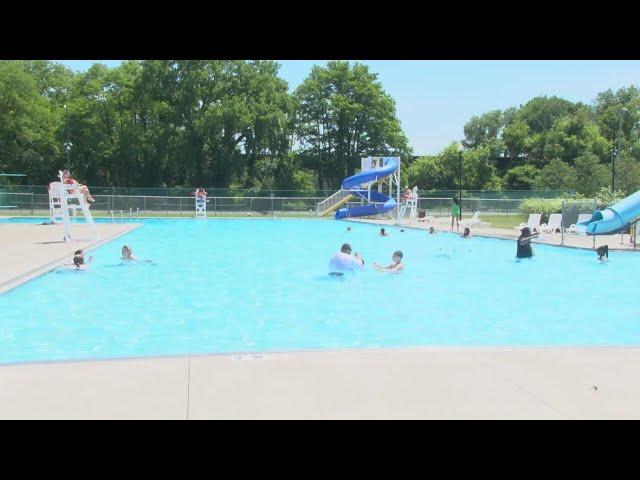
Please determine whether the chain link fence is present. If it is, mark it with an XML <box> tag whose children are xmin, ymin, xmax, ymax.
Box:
<box><xmin>0</xmin><ymin>192</ymin><xmax>322</xmax><ymax>217</ymax></box>
<box><xmin>418</xmin><ymin>197</ymin><xmax>525</xmax><ymax>217</ymax></box>
<box><xmin>561</xmin><ymin>199</ymin><xmax>597</xmax><ymax>248</ymax></box>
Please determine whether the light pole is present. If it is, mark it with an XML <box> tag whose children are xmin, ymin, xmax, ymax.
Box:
<box><xmin>612</xmin><ymin>107</ymin><xmax>628</xmax><ymax>193</ymax></box>
<box><xmin>457</xmin><ymin>142</ymin><xmax>464</xmax><ymax>220</ymax></box>
<box><xmin>63</xmin><ymin>104</ymin><xmax>72</xmax><ymax>171</ymax></box>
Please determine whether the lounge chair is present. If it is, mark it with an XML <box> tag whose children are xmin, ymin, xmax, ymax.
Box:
<box><xmin>460</xmin><ymin>211</ymin><xmax>489</xmax><ymax>228</ymax></box>
<box><xmin>540</xmin><ymin>213</ymin><xmax>562</xmax><ymax>233</ymax></box>
<box><xmin>515</xmin><ymin>213</ymin><xmax>542</xmax><ymax>233</ymax></box>
<box><xmin>565</xmin><ymin>214</ymin><xmax>592</xmax><ymax>234</ymax></box>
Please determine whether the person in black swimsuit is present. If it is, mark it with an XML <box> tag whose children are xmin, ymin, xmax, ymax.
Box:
<box><xmin>596</xmin><ymin>245</ymin><xmax>609</xmax><ymax>263</ymax></box>
<box><xmin>516</xmin><ymin>227</ymin><xmax>539</xmax><ymax>258</ymax></box>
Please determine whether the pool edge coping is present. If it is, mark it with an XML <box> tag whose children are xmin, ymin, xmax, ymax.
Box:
<box><xmin>0</xmin><ymin>223</ymin><xmax>143</xmax><ymax>295</ymax></box>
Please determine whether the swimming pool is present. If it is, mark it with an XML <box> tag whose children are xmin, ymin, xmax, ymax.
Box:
<box><xmin>1</xmin><ymin>217</ymin><xmax>639</xmax><ymax>364</ymax></box>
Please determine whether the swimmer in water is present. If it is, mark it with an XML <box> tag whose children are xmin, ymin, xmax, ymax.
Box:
<box><xmin>346</xmin><ymin>226</ymin><xmax>351</xmax><ymax>232</ymax></box>
<box><xmin>329</xmin><ymin>243</ymin><xmax>364</xmax><ymax>276</ymax></box>
<box><xmin>373</xmin><ymin>251</ymin><xmax>404</xmax><ymax>273</ymax></box>
<box><xmin>596</xmin><ymin>245</ymin><xmax>609</xmax><ymax>263</ymax></box>
<box><xmin>121</xmin><ymin>245</ymin><xmax>153</xmax><ymax>263</ymax></box>
<box><xmin>121</xmin><ymin>245</ymin><xmax>137</xmax><ymax>261</ymax></box>
<box><xmin>429</xmin><ymin>226</ymin><xmax>436</xmax><ymax>235</ymax></box>
<box><xmin>461</xmin><ymin>227</ymin><xmax>472</xmax><ymax>238</ymax></box>
<box><xmin>516</xmin><ymin>227</ymin><xmax>539</xmax><ymax>258</ymax></box>
<box><xmin>379</xmin><ymin>228</ymin><xmax>390</xmax><ymax>237</ymax></box>
<box><xmin>72</xmin><ymin>249</ymin><xmax>91</xmax><ymax>269</ymax></box>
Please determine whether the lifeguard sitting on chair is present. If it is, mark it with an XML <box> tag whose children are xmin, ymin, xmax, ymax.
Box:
<box><xmin>61</xmin><ymin>169</ymin><xmax>95</xmax><ymax>203</ymax></box>
<box><xmin>194</xmin><ymin>187</ymin><xmax>207</xmax><ymax>204</ymax></box>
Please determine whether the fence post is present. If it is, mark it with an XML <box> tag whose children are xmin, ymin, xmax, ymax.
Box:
<box><xmin>561</xmin><ymin>201</ymin><xmax>564</xmax><ymax>246</ymax></box>
<box><xmin>144</xmin><ymin>196</ymin><xmax>147</xmax><ymax>216</ymax></box>
<box><xmin>31</xmin><ymin>192</ymin><xmax>34</xmax><ymax>215</ymax></box>
<box><xmin>593</xmin><ymin>198</ymin><xmax>596</xmax><ymax>250</ymax></box>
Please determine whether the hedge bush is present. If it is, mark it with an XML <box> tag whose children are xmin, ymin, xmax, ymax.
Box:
<box><xmin>518</xmin><ymin>198</ymin><xmax>563</xmax><ymax>215</ymax></box>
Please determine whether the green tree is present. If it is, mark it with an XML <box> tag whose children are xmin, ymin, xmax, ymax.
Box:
<box><xmin>294</xmin><ymin>61</ymin><xmax>410</xmax><ymax>190</ymax></box>
<box><xmin>503</xmin><ymin>165</ymin><xmax>540</xmax><ymax>190</ymax></box>
<box><xmin>405</xmin><ymin>155</ymin><xmax>451</xmax><ymax>190</ymax></box>
<box><xmin>0</xmin><ymin>61</ymin><xmax>61</xmax><ymax>182</ymax></box>
<box><xmin>534</xmin><ymin>159</ymin><xmax>576</xmax><ymax>190</ymax></box>
<box><xmin>574</xmin><ymin>153</ymin><xmax>610</xmax><ymax>197</ymax></box>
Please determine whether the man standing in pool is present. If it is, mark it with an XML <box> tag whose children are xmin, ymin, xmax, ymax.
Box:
<box><xmin>516</xmin><ymin>227</ymin><xmax>539</xmax><ymax>258</ymax></box>
<box><xmin>329</xmin><ymin>243</ymin><xmax>364</xmax><ymax>276</ymax></box>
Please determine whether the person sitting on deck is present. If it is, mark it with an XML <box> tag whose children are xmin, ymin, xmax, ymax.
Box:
<box><xmin>61</xmin><ymin>169</ymin><xmax>95</xmax><ymax>203</ymax></box>
<box><xmin>329</xmin><ymin>243</ymin><xmax>364</xmax><ymax>276</ymax></box>
<box><xmin>373</xmin><ymin>250</ymin><xmax>404</xmax><ymax>273</ymax></box>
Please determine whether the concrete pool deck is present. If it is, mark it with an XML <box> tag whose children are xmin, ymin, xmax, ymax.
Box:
<box><xmin>0</xmin><ymin>221</ymin><xmax>141</xmax><ymax>293</ymax></box>
<box><xmin>1</xmin><ymin>347</ymin><xmax>639</xmax><ymax>419</ymax></box>
<box><xmin>348</xmin><ymin>216</ymin><xmax>639</xmax><ymax>251</ymax></box>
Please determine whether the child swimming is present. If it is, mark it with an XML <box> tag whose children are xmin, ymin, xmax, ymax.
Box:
<box><xmin>71</xmin><ymin>249</ymin><xmax>91</xmax><ymax>269</ymax></box>
<box><xmin>596</xmin><ymin>245</ymin><xmax>609</xmax><ymax>263</ymax></box>
<box><xmin>373</xmin><ymin>251</ymin><xmax>404</xmax><ymax>273</ymax></box>
<box><xmin>121</xmin><ymin>245</ymin><xmax>137</xmax><ymax>261</ymax></box>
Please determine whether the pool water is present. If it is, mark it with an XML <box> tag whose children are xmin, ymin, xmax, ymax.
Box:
<box><xmin>1</xmin><ymin>218</ymin><xmax>639</xmax><ymax>364</ymax></box>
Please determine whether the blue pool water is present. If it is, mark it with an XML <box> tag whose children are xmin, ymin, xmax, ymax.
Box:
<box><xmin>1</xmin><ymin>217</ymin><xmax>639</xmax><ymax>364</ymax></box>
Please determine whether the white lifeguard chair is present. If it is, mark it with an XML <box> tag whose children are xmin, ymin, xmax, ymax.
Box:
<box><xmin>195</xmin><ymin>193</ymin><xmax>207</xmax><ymax>218</ymax></box>
<box><xmin>398</xmin><ymin>186</ymin><xmax>418</xmax><ymax>222</ymax></box>
<box><xmin>49</xmin><ymin>171</ymin><xmax>97</xmax><ymax>242</ymax></box>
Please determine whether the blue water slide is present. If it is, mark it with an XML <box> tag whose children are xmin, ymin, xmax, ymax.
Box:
<box><xmin>577</xmin><ymin>189</ymin><xmax>640</xmax><ymax>235</ymax></box>
<box><xmin>335</xmin><ymin>158</ymin><xmax>398</xmax><ymax>220</ymax></box>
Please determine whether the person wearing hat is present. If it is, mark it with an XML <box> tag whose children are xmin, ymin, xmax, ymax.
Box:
<box><xmin>516</xmin><ymin>227</ymin><xmax>540</xmax><ymax>258</ymax></box>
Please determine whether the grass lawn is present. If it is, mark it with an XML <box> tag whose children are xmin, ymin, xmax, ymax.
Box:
<box><xmin>475</xmin><ymin>214</ymin><xmax>528</xmax><ymax>229</ymax></box>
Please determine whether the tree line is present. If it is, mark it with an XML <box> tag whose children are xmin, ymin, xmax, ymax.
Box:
<box><xmin>406</xmin><ymin>88</ymin><xmax>640</xmax><ymax>197</ymax></box>
<box><xmin>0</xmin><ymin>60</ymin><xmax>409</xmax><ymax>193</ymax></box>
<box><xmin>1</xmin><ymin>60</ymin><xmax>639</xmax><ymax>197</ymax></box>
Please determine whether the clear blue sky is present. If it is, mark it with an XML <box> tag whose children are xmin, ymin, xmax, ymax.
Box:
<box><xmin>56</xmin><ymin>60</ymin><xmax>640</xmax><ymax>155</ymax></box>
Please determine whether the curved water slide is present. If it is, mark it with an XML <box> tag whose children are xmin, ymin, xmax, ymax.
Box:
<box><xmin>577</xmin><ymin>189</ymin><xmax>640</xmax><ymax>235</ymax></box>
<box><xmin>335</xmin><ymin>158</ymin><xmax>398</xmax><ymax>220</ymax></box>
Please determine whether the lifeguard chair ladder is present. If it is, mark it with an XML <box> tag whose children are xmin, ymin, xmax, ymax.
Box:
<box><xmin>398</xmin><ymin>186</ymin><xmax>418</xmax><ymax>222</ymax></box>
<box><xmin>195</xmin><ymin>195</ymin><xmax>207</xmax><ymax>218</ymax></box>
<box><xmin>48</xmin><ymin>171</ymin><xmax>98</xmax><ymax>242</ymax></box>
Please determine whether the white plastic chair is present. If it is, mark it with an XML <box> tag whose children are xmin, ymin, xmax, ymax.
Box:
<box><xmin>461</xmin><ymin>211</ymin><xmax>487</xmax><ymax>228</ymax></box>
<box><xmin>540</xmin><ymin>213</ymin><xmax>562</xmax><ymax>233</ymax></box>
<box><xmin>515</xmin><ymin>213</ymin><xmax>542</xmax><ymax>232</ymax></box>
<box><xmin>565</xmin><ymin>214</ymin><xmax>592</xmax><ymax>234</ymax></box>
